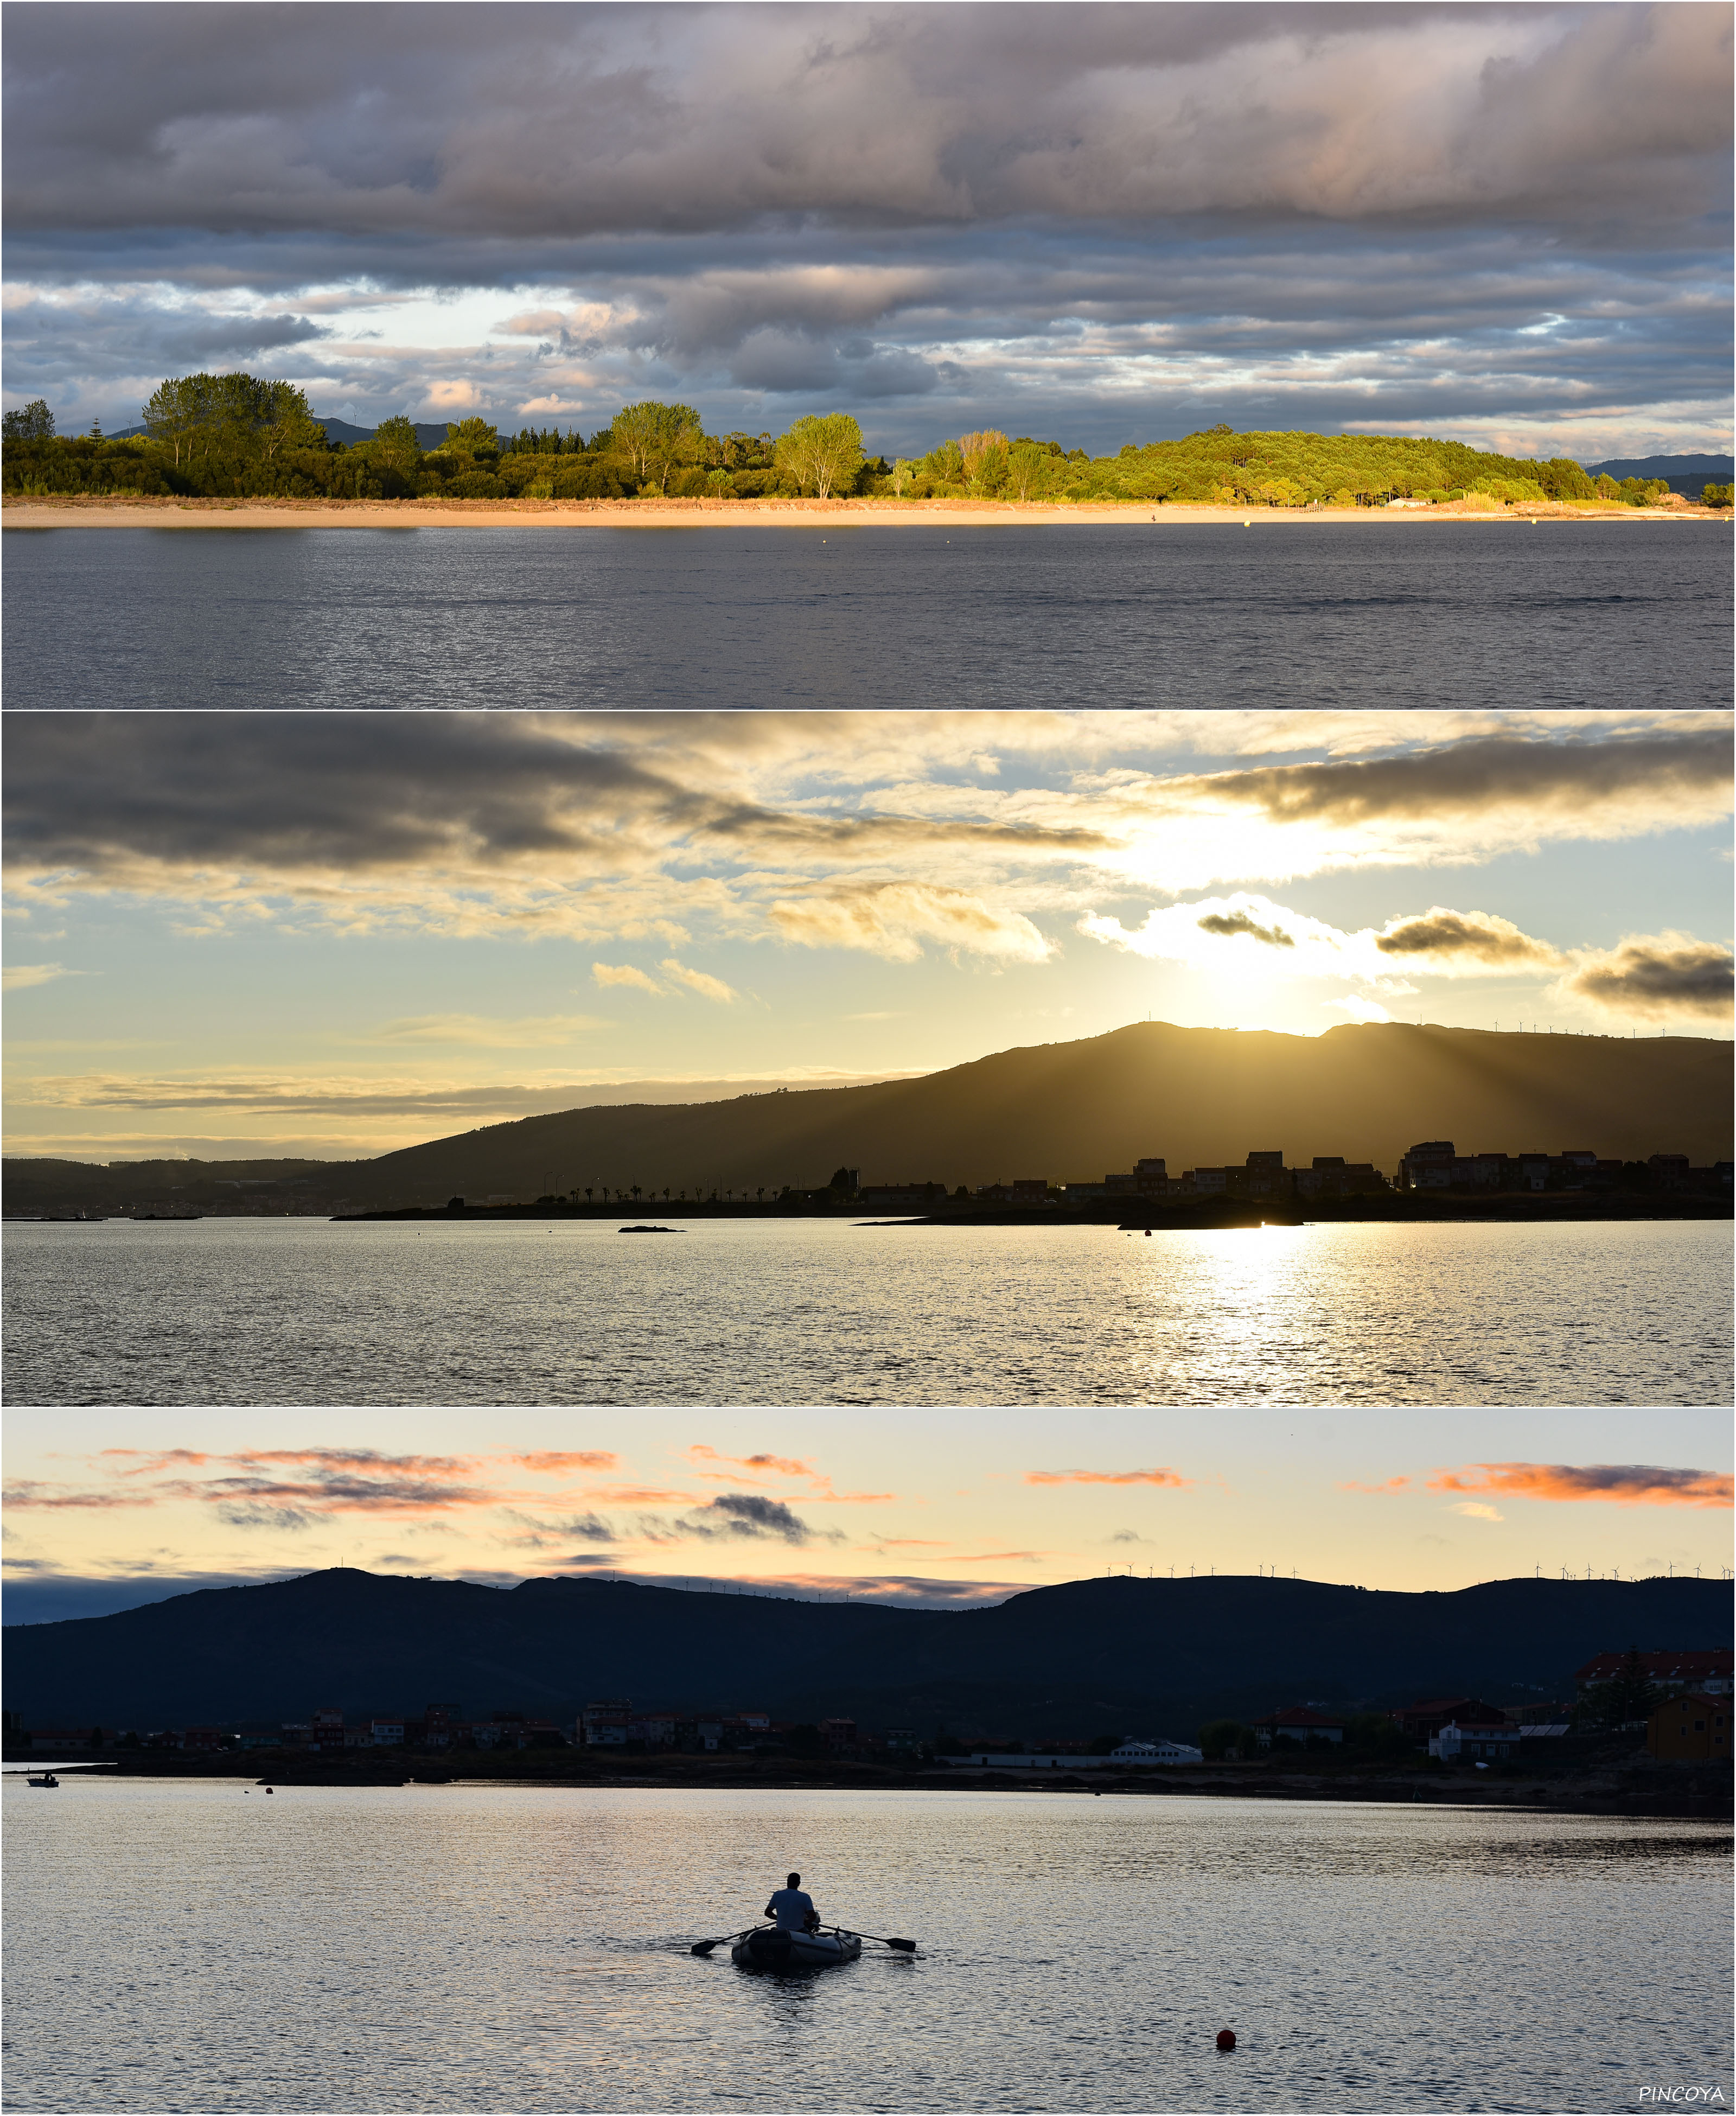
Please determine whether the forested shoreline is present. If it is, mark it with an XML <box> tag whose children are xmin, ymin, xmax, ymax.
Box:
<box><xmin>2</xmin><ymin>376</ymin><xmax>1727</xmax><ymax>508</ymax></box>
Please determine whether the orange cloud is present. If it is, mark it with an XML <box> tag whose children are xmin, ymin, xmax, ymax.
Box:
<box><xmin>509</xmin><ymin>1451</ymin><xmax>619</xmax><ymax>1473</ymax></box>
<box><xmin>685</xmin><ymin>1444</ymin><xmax>892</xmax><ymax>1503</ymax></box>
<box><xmin>687</xmin><ymin>1445</ymin><xmax>816</xmax><ymax>1480</ymax></box>
<box><xmin>1427</xmin><ymin>1463</ymin><xmax>1732</xmax><ymax>1508</ymax></box>
<box><xmin>1342</xmin><ymin>1477</ymin><xmax>1412</xmax><ymax>1494</ymax></box>
<box><xmin>580</xmin><ymin>1486</ymin><xmax>695</xmax><ymax>1507</ymax></box>
<box><xmin>1025</xmin><ymin>1468</ymin><xmax>1190</xmax><ymax>1488</ymax></box>
<box><xmin>933</xmin><ymin>1550</ymin><xmax>1048</xmax><ymax>1563</ymax></box>
<box><xmin>98</xmin><ymin>1448</ymin><xmax>216</xmax><ymax>1475</ymax></box>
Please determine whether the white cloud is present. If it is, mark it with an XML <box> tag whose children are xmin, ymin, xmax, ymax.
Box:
<box><xmin>659</xmin><ymin>959</ymin><xmax>738</xmax><ymax>1003</ymax></box>
<box><xmin>770</xmin><ymin>882</ymin><xmax>1051</xmax><ymax>963</ymax></box>
<box><xmin>592</xmin><ymin>963</ymin><xmax>663</xmax><ymax>995</ymax></box>
<box><xmin>3</xmin><ymin>963</ymin><xmax>80</xmax><ymax>991</ymax></box>
<box><xmin>366</xmin><ymin>1013</ymin><xmax>610</xmax><ymax>1048</ymax></box>
<box><xmin>1323</xmin><ymin>994</ymin><xmax>1393</xmax><ymax>1024</ymax></box>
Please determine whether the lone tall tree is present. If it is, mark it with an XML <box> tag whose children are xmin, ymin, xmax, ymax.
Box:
<box><xmin>774</xmin><ymin>413</ymin><xmax>864</xmax><ymax>499</ymax></box>
<box><xmin>610</xmin><ymin>401</ymin><xmax>703</xmax><ymax>492</ymax></box>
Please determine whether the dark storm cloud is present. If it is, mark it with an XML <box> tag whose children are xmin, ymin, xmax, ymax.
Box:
<box><xmin>215</xmin><ymin>1503</ymin><xmax>320</xmax><ymax>1532</ymax></box>
<box><xmin>657</xmin><ymin>1493</ymin><xmax>845</xmax><ymax>1545</ymax></box>
<box><xmin>3</xmin><ymin>3</ymin><xmax>1728</xmax><ymax>444</ymax></box>
<box><xmin>1563</xmin><ymin>937</ymin><xmax>1735</xmax><ymax>1018</ymax></box>
<box><xmin>1195</xmin><ymin>728</ymin><xmax>1735</xmax><ymax>827</ymax></box>
<box><xmin>7</xmin><ymin>4</ymin><xmax>1727</xmax><ymax>238</ymax></box>
<box><xmin>1376</xmin><ymin>910</ymin><xmax>1559</xmax><ymax>963</ymax></box>
<box><xmin>1197</xmin><ymin>910</ymin><xmax>1295</xmax><ymax>947</ymax></box>
<box><xmin>3</xmin><ymin>713</ymin><xmax>1109</xmax><ymax>880</ymax></box>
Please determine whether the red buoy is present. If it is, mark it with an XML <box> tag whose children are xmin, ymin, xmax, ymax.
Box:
<box><xmin>1216</xmin><ymin>2030</ymin><xmax>1236</xmax><ymax>2051</ymax></box>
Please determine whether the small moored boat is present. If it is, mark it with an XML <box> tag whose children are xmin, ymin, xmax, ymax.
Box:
<box><xmin>730</xmin><ymin>1924</ymin><xmax>862</xmax><ymax>1972</ymax></box>
<box><xmin>27</xmin><ymin>1773</ymin><xmax>60</xmax><ymax>1788</ymax></box>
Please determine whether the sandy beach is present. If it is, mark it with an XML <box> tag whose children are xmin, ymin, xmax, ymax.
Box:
<box><xmin>4</xmin><ymin>494</ymin><xmax>1726</xmax><ymax>530</ymax></box>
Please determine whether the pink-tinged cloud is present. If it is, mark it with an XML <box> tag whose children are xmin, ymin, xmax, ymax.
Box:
<box><xmin>235</xmin><ymin>1447</ymin><xmax>479</xmax><ymax>1476</ymax></box>
<box><xmin>933</xmin><ymin>1550</ymin><xmax>1048</xmax><ymax>1563</ymax></box>
<box><xmin>685</xmin><ymin>1444</ymin><xmax>893</xmax><ymax>1504</ymax></box>
<box><xmin>509</xmin><ymin>1451</ymin><xmax>618</xmax><ymax>1473</ymax></box>
<box><xmin>688</xmin><ymin>1444</ymin><xmax>815</xmax><ymax>1480</ymax></box>
<box><xmin>1026</xmin><ymin>1468</ymin><xmax>1190</xmax><ymax>1488</ymax></box>
<box><xmin>1427</xmin><ymin>1463</ymin><xmax>1733</xmax><ymax>1508</ymax></box>
<box><xmin>585</xmin><ymin>1486</ymin><xmax>698</xmax><ymax>1507</ymax></box>
<box><xmin>99</xmin><ymin>1449</ymin><xmax>215</xmax><ymax>1475</ymax></box>
<box><xmin>1342</xmin><ymin>1477</ymin><xmax>1412</xmax><ymax>1494</ymax></box>
<box><xmin>163</xmin><ymin>1475</ymin><xmax>500</xmax><ymax>1514</ymax></box>
<box><xmin>3</xmin><ymin>1481</ymin><xmax>145</xmax><ymax>1509</ymax></box>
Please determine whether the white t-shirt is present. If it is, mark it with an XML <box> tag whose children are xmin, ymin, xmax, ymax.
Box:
<box><xmin>767</xmin><ymin>1887</ymin><xmax>816</xmax><ymax>1931</ymax></box>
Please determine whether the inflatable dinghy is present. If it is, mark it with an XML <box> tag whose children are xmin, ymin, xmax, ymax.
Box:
<box><xmin>730</xmin><ymin>1924</ymin><xmax>863</xmax><ymax>1971</ymax></box>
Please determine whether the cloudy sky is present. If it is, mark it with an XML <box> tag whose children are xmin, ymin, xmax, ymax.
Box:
<box><xmin>4</xmin><ymin>2</ymin><xmax>1731</xmax><ymax>456</ymax></box>
<box><xmin>4</xmin><ymin>1406</ymin><xmax>1729</xmax><ymax>1620</ymax></box>
<box><xmin>5</xmin><ymin>708</ymin><xmax>1731</xmax><ymax>1159</ymax></box>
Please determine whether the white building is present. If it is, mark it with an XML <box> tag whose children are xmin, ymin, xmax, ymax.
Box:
<box><xmin>949</xmin><ymin>1739</ymin><xmax>1202</xmax><ymax>1769</ymax></box>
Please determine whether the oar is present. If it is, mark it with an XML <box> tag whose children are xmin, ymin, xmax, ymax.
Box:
<box><xmin>849</xmin><ymin>1929</ymin><xmax>918</xmax><ymax>1953</ymax></box>
<box><xmin>690</xmin><ymin>1928</ymin><xmax>752</xmax><ymax>1956</ymax></box>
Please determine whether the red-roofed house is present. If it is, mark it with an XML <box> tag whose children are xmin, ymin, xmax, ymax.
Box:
<box><xmin>1249</xmin><ymin>1707</ymin><xmax>1346</xmax><ymax>1749</ymax></box>
<box><xmin>1390</xmin><ymin>1697</ymin><xmax>1508</xmax><ymax>1742</ymax></box>
<box><xmin>1575</xmin><ymin>1650</ymin><xmax>1732</xmax><ymax>1699</ymax></box>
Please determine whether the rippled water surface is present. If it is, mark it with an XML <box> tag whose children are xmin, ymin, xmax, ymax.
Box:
<box><xmin>3</xmin><ymin>1779</ymin><xmax>1728</xmax><ymax>2114</ymax></box>
<box><xmin>4</xmin><ymin>1217</ymin><xmax>1728</xmax><ymax>1405</ymax></box>
<box><xmin>5</xmin><ymin>521</ymin><xmax>1730</xmax><ymax>707</ymax></box>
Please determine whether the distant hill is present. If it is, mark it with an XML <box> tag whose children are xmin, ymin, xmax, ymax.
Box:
<box><xmin>316</xmin><ymin>417</ymin><xmax>454</xmax><ymax>451</ymax></box>
<box><xmin>107</xmin><ymin>418</ymin><xmax>468</xmax><ymax>451</ymax></box>
<box><xmin>1582</xmin><ymin>453</ymin><xmax>1733</xmax><ymax>494</ymax></box>
<box><xmin>343</xmin><ymin>1020</ymin><xmax>1736</xmax><ymax>1201</ymax></box>
<box><xmin>4</xmin><ymin>1022</ymin><xmax>1729</xmax><ymax>1213</ymax></box>
<box><xmin>5</xmin><ymin>1569</ymin><xmax>1727</xmax><ymax>1736</ymax></box>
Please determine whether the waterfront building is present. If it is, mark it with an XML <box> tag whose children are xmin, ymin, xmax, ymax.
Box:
<box><xmin>1645</xmin><ymin>1693</ymin><xmax>1730</xmax><ymax>1761</ymax></box>
<box><xmin>1390</xmin><ymin>1696</ymin><xmax>1508</xmax><ymax>1742</ymax></box>
<box><xmin>1431</xmin><ymin>1719</ymin><xmax>1518</xmax><ymax>1762</ymax></box>
<box><xmin>1575</xmin><ymin>1649</ymin><xmax>1732</xmax><ymax>1699</ymax></box>
<box><xmin>1247</xmin><ymin>1706</ymin><xmax>1347</xmax><ymax>1747</ymax></box>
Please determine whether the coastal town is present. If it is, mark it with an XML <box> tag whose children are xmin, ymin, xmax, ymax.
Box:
<box><xmin>13</xmin><ymin>1137</ymin><xmax>1729</xmax><ymax>1223</ymax></box>
<box><xmin>14</xmin><ymin>1648</ymin><xmax>1729</xmax><ymax>1769</ymax></box>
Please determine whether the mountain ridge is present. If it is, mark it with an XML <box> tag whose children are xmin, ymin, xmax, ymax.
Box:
<box><xmin>6</xmin><ymin>1021</ymin><xmax>1728</xmax><ymax>1214</ymax></box>
<box><xmin>6</xmin><ymin>1567</ymin><xmax>1728</xmax><ymax>1737</ymax></box>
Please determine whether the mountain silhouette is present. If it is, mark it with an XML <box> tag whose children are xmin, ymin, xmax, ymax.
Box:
<box><xmin>7</xmin><ymin>1020</ymin><xmax>1728</xmax><ymax>1214</ymax></box>
<box><xmin>6</xmin><ymin>1569</ymin><xmax>1727</xmax><ymax>1736</ymax></box>
<box><xmin>356</xmin><ymin>1020</ymin><xmax>1731</xmax><ymax>1202</ymax></box>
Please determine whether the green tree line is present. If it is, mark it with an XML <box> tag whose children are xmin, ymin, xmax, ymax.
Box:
<box><xmin>2</xmin><ymin>379</ymin><xmax>1724</xmax><ymax>507</ymax></box>
<box><xmin>0</xmin><ymin>383</ymin><xmax>880</xmax><ymax>501</ymax></box>
<box><xmin>884</xmin><ymin>423</ymin><xmax>1707</xmax><ymax>508</ymax></box>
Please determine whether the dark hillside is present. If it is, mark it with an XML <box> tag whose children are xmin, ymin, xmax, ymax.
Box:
<box><xmin>8</xmin><ymin>1023</ymin><xmax>1727</xmax><ymax>1214</ymax></box>
<box><xmin>356</xmin><ymin>1021</ymin><xmax>1731</xmax><ymax>1202</ymax></box>
<box><xmin>6</xmin><ymin>1568</ymin><xmax>1727</xmax><ymax>1735</ymax></box>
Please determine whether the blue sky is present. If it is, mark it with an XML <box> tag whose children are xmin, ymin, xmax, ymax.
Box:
<box><xmin>4</xmin><ymin>3</ymin><xmax>1731</xmax><ymax>458</ymax></box>
<box><xmin>5</xmin><ymin>709</ymin><xmax>1731</xmax><ymax>1159</ymax></box>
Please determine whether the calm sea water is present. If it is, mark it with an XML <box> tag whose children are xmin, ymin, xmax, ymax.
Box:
<box><xmin>4</xmin><ymin>521</ymin><xmax>1730</xmax><ymax>708</ymax></box>
<box><xmin>3</xmin><ymin>1217</ymin><xmax>1728</xmax><ymax>1406</ymax></box>
<box><xmin>2</xmin><ymin>1779</ymin><xmax>1727</xmax><ymax>2115</ymax></box>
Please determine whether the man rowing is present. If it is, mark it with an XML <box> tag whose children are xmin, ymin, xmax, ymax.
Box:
<box><xmin>763</xmin><ymin>1870</ymin><xmax>820</xmax><ymax>1934</ymax></box>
